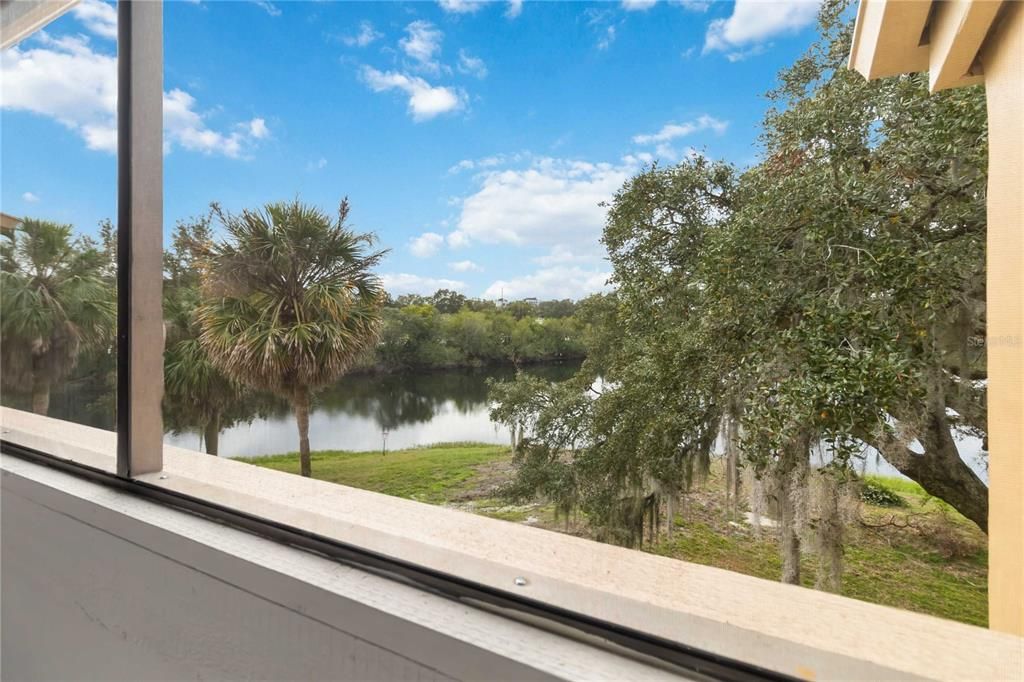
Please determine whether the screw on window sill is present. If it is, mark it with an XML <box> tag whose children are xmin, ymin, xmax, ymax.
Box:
<box><xmin>513</xmin><ymin>576</ymin><xmax>528</xmax><ymax>587</ymax></box>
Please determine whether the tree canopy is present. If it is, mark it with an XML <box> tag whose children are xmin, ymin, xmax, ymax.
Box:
<box><xmin>490</xmin><ymin>0</ymin><xmax>989</xmax><ymax>589</ymax></box>
<box><xmin>1</xmin><ymin>219</ymin><xmax>114</xmax><ymax>415</ymax></box>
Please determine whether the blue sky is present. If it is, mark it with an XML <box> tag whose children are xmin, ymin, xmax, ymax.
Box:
<box><xmin>1</xmin><ymin>0</ymin><xmax>826</xmax><ymax>300</ymax></box>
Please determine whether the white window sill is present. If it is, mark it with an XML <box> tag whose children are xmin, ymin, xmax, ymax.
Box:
<box><xmin>2</xmin><ymin>407</ymin><xmax>1021</xmax><ymax>681</ymax></box>
<box><xmin>2</xmin><ymin>451</ymin><xmax>680</xmax><ymax>681</ymax></box>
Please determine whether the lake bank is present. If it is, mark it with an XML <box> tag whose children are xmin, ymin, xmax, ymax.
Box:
<box><xmin>242</xmin><ymin>443</ymin><xmax>988</xmax><ymax>627</ymax></box>
<box><xmin>346</xmin><ymin>354</ymin><xmax>587</xmax><ymax>377</ymax></box>
<box><xmin>166</xmin><ymin>362</ymin><xmax>582</xmax><ymax>457</ymax></box>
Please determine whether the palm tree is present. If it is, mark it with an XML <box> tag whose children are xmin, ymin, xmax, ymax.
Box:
<box><xmin>162</xmin><ymin>216</ymin><xmax>245</xmax><ymax>457</ymax></box>
<box><xmin>164</xmin><ymin>289</ymin><xmax>242</xmax><ymax>456</ymax></box>
<box><xmin>1</xmin><ymin>219</ymin><xmax>114</xmax><ymax>415</ymax></box>
<box><xmin>197</xmin><ymin>199</ymin><xmax>386</xmax><ymax>476</ymax></box>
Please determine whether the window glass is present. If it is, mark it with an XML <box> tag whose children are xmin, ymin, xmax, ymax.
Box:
<box><xmin>1</xmin><ymin>2</ymin><xmax>119</xmax><ymax>470</ymax></box>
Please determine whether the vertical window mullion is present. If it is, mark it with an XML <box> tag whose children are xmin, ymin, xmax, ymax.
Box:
<box><xmin>116</xmin><ymin>0</ymin><xmax>164</xmax><ymax>477</ymax></box>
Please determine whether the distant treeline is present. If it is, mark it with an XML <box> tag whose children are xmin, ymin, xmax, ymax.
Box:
<box><xmin>354</xmin><ymin>289</ymin><xmax>589</xmax><ymax>373</ymax></box>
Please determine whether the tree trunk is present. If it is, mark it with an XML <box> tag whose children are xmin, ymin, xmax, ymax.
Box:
<box><xmin>725</xmin><ymin>413</ymin><xmax>741</xmax><ymax>512</ymax></box>
<box><xmin>860</xmin><ymin>368</ymin><xmax>989</xmax><ymax>533</ymax></box>
<box><xmin>204</xmin><ymin>412</ymin><xmax>221</xmax><ymax>457</ymax></box>
<box><xmin>666</xmin><ymin>493</ymin><xmax>676</xmax><ymax>539</ymax></box>
<box><xmin>813</xmin><ymin>472</ymin><xmax>843</xmax><ymax>593</ymax></box>
<box><xmin>31</xmin><ymin>374</ymin><xmax>50</xmax><ymax>415</ymax></box>
<box><xmin>864</xmin><ymin>417</ymin><xmax>989</xmax><ymax>533</ymax></box>
<box><xmin>294</xmin><ymin>387</ymin><xmax>312</xmax><ymax>477</ymax></box>
<box><xmin>778</xmin><ymin>431</ymin><xmax>810</xmax><ymax>585</ymax></box>
<box><xmin>779</xmin><ymin>475</ymin><xmax>802</xmax><ymax>585</ymax></box>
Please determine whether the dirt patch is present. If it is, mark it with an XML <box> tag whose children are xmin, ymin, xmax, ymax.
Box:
<box><xmin>452</xmin><ymin>456</ymin><xmax>516</xmax><ymax>501</ymax></box>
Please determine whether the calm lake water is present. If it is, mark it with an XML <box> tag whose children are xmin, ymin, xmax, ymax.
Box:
<box><xmin>19</xmin><ymin>359</ymin><xmax>986</xmax><ymax>482</ymax></box>
<box><xmin>164</xmin><ymin>362</ymin><xmax>581</xmax><ymax>458</ymax></box>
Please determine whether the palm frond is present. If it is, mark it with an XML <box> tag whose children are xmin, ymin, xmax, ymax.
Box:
<box><xmin>197</xmin><ymin>199</ymin><xmax>387</xmax><ymax>396</ymax></box>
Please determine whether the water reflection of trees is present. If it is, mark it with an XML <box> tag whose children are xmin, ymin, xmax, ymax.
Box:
<box><xmin>315</xmin><ymin>362</ymin><xmax>580</xmax><ymax>432</ymax></box>
<box><xmin>12</xmin><ymin>361</ymin><xmax>581</xmax><ymax>437</ymax></box>
<box><xmin>4</xmin><ymin>356</ymin><xmax>118</xmax><ymax>431</ymax></box>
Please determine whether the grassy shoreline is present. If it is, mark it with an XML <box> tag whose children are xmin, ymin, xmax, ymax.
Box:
<box><xmin>241</xmin><ymin>442</ymin><xmax>987</xmax><ymax>627</ymax></box>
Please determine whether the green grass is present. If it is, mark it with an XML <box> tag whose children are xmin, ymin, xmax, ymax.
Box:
<box><xmin>238</xmin><ymin>442</ymin><xmax>509</xmax><ymax>504</ymax></box>
<box><xmin>651</xmin><ymin>520</ymin><xmax>783</xmax><ymax>581</ymax></box>
<box><xmin>840</xmin><ymin>543</ymin><xmax>987</xmax><ymax>626</ymax></box>
<box><xmin>864</xmin><ymin>474</ymin><xmax>965</xmax><ymax>518</ymax></box>
<box><xmin>242</xmin><ymin>445</ymin><xmax>988</xmax><ymax>627</ymax></box>
<box><xmin>863</xmin><ymin>474</ymin><xmax>927</xmax><ymax>496</ymax></box>
<box><xmin>646</xmin><ymin>469</ymin><xmax>988</xmax><ymax>626</ymax></box>
<box><xmin>650</xmin><ymin>518</ymin><xmax>987</xmax><ymax>626</ymax></box>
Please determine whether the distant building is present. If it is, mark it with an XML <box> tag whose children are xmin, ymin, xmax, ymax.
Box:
<box><xmin>0</xmin><ymin>212</ymin><xmax>22</xmax><ymax>234</ymax></box>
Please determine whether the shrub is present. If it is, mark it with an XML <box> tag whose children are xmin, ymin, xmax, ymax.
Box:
<box><xmin>860</xmin><ymin>480</ymin><xmax>908</xmax><ymax>508</ymax></box>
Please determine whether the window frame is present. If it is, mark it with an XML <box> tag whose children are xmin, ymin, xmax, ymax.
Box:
<box><xmin>116</xmin><ymin>0</ymin><xmax>164</xmax><ymax>477</ymax></box>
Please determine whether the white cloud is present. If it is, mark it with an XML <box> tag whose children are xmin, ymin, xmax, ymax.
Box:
<box><xmin>438</xmin><ymin>0</ymin><xmax>484</xmax><ymax>14</ymax></box>
<box><xmin>651</xmin><ymin>144</ymin><xmax>702</xmax><ymax>163</ymax></box>
<box><xmin>585</xmin><ymin>7</ymin><xmax>612</xmax><ymax>25</ymax></box>
<box><xmin>360</xmin><ymin>66</ymin><xmax>465</xmax><ymax>121</ymax></box>
<box><xmin>449</xmin><ymin>260</ymin><xmax>483</xmax><ymax>272</ymax></box>
<box><xmin>454</xmin><ymin>156</ymin><xmax>639</xmax><ymax>246</ymax></box>
<box><xmin>457</xmin><ymin>50</ymin><xmax>488</xmax><ymax>79</ymax></box>
<box><xmin>704</xmin><ymin>0</ymin><xmax>820</xmax><ymax>54</ymax></box>
<box><xmin>621</xmin><ymin>151</ymin><xmax>655</xmax><ymax>166</ymax></box>
<box><xmin>248</xmin><ymin>118</ymin><xmax>269</xmax><ymax>139</ymax></box>
<box><xmin>654</xmin><ymin>143</ymin><xmax>679</xmax><ymax>161</ymax></box>
<box><xmin>447</xmin><ymin>152</ymin><xmax>525</xmax><ymax>174</ymax></box>
<box><xmin>725</xmin><ymin>44</ymin><xmax>768</xmax><ymax>62</ymax></box>
<box><xmin>164</xmin><ymin>89</ymin><xmax>268</xmax><ymax>157</ymax></box>
<box><xmin>400</xmin><ymin>20</ymin><xmax>444</xmax><ymax>74</ymax></box>
<box><xmin>251</xmin><ymin>0</ymin><xmax>281</xmax><ymax>17</ymax></box>
<box><xmin>342</xmin><ymin>21</ymin><xmax>383</xmax><ymax>48</ymax></box>
<box><xmin>532</xmin><ymin>244</ymin><xmax>604</xmax><ymax>267</ymax></box>
<box><xmin>307</xmin><ymin>157</ymin><xmax>328</xmax><ymax>171</ymax></box>
<box><xmin>449</xmin><ymin>159</ymin><xmax>477</xmax><ymax>174</ymax></box>
<box><xmin>409</xmin><ymin>232</ymin><xmax>445</xmax><ymax>258</ymax></box>
<box><xmin>447</xmin><ymin>230</ymin><xmax>471</xmax><ymax>248</ymax></box>
<box><xmin>22</xmin><ymin>192</ymin><xmax>40</xmax><ymax>203</ymax></box>
<box><xmin>584</xmin><ymin>8</ymin><xmax>621</xmax><ymax>50</ymax></box>
<box><xmin>505</xmin><ymin>0</ymin><xmax>524</xmax><ymax>19</ymax></box>
<box><xmin>670</xmin><ymin>0</ymin><xmax>710</xmax><ymax>10</ymax></box>
<box><xmin>483</xmin><ymin>265</ymin><xmax>611</xmax><ymax>300</ymax></box>
<box><xmin>382</xmin><ymin>273</ymin><xmax>467</xmax><ymax>296</ymax></box>
<box><xmin>0</xmin><ymin>34</ymin><xmax>117</xmax><ymax>152</ymax></box>
<box><xmin>622</xmin><ymin>0</ymin><xmax>657</xmax><ymax>11</ymax></box>
<box><xmin>0</xmin><ymin>33</ymin><xmax>268</xmax><ymax>157</ymax></box>
<box><xmin>632</xmin><ymin>114</ymin><xmax>728</xmax><ymax>144</ymax></box>
<box><xmin>71</xmin><ymin>0</ymin><xmax>118</xmax><ymax>41</ymax></box>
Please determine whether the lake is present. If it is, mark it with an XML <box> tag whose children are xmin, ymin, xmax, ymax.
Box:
<box><xmin>164</xmin><ymin>362</ymin><xmax>581</xmax><ymax>458</ymax></box>
<box><xmin>17</xmin><ymin>359</ymin><xmax>987</xmax><ymax>482</ymax></box>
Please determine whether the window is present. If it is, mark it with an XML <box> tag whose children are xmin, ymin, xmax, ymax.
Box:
<box><xmin>1</xmin><ymin>0</ymin><xmax>120</xmax><ymax>472</ymax></box>
<box><xmin>3</xmin><ymin>0</ymin><xmax>1022</xmax><ymax>678</ymax></box>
